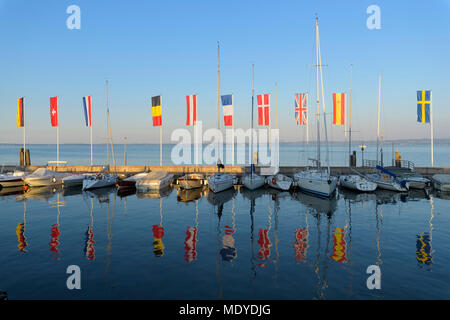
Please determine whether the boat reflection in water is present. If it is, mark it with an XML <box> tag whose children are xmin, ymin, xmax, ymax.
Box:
<box><xmin>136</xmin><ymin>186</ymin><xmax>172</xmax><ymax>199</ymax></box>
<box><xmin>177</xmin><ymin>186</ymin><xmax>204</xmax><ymax>203</ymax></box>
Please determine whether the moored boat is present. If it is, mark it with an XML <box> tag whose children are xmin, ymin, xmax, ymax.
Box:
<box><xmin>294</xmin><ymin>169</ymin><xmax>338</xmax><ymax>198</ymax></box>
<box><xmin>177</xmin><ymin>173</ymin><xmax>204</xmax><ymax>190</ymax></box>
<box><xmin>0</xmin><ymin>170</ymin><xmax>25</xmax><ymax>188</ymax></box>
<box><xmin>267</xmin><ymin>173</ymin><xmax>293</xmax><ymax>191</ymax></box>
<box><xmin>24</xmin><ymin>168</ymin><xmax>67</xmax><ymax>187</ymax></box>
<box><xmin>62</xmin><ymin>173</ymin><xmax>94</xmax><ymax>188</ymax></box>
<box><xmin>431</xmin><ymin>174</ymin><xmax>450</xmax><ymax>192</ymax></box>
<box><xmin>401</xmin><ymin>174</ymin><xmax>430</xmax><ymax>189</ymax></box>
<box><xmin>339</xmin><ymin>175</ymin><xmax>377</xmax><ymax>192</ymax></box>
<box><xmin>135</xmin><ymin>171</ymin><xmax>173</xmax><ymax>191</ymax></box>
<box><xmin>242</xmin><ymin>173</ymin><xmax>265</xmax><ymax>190</ymax></box>
<box><xmin>366</xmin><ymin>173</ymin><xmax>409</xmax><ymax>192</ymax></box>
<box><xmin>82</xmin><ymin>173</ymin><xmax>117</xmax><ymax>190</ymax></box>
<box><xmin>207</xmin><ymin>172</ymin><xmax>235</xmax><ymax>193</ymax></box>
<box><xmin>116</xmin><ymin>172</ymin><xmax>150</xmax><ymax>190</ymax></box>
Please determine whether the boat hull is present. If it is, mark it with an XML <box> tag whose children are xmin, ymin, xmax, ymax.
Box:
<box><xmin>136</xmin><ymin>175</ymin><xmax>173</xmax><ymax>191</ymax></box>
<box><xmin>178</xmin><ymin>174</ymin><xmax>204</xmax><ymax>190</ymax></box>
<box><xmin>294</xmin><ymin>171</ymin><xmax>338</xmax><ymax>198</ymax></box>
<box><xmin>0</xmin><ymin>178</ymin><xmax>24</xmax><ymax>188</ymax></box>
<box><xmin>267</xmin><ymin>174</ymin><xmax>293</xmax><ymax>191</ymax></box>
<box><xmin>82</xmin><ymin>175</ymin><xmax>117</xmax><ymax>190</ymax></box>
<box><xmin>339</xmin><ymin>175</ymin><xmax>377</xmax><ymax>192</ymax></box>
<box><xmin>207</xmin><ymin>174</ymin><xmax>234</xmax><ymax>193</ymax></box>
<box><xmin>432</xmin><ymin>174</ymin><xmax>450</xmax><ymax>192</ymax></box>
<box><xmin>242</xmin><ymin>174</ymin><xmax>265</xmax><ymax>190</ymax></box>
<box><xmin>25</xmin><ymin>176</ymin><xmax>64</xmax><ymax>187</ymax></box>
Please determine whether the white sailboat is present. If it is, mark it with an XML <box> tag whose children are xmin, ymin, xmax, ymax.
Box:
<box><xmin>266</xmin><ymin>83</ymin><xmax>293</xmax><ymax>191</ymax></box>
<box><xmin>339</xmin><ymin>64</ymin><xmax>377</xmax><ymax>192</ymax></box>
<box><xmin>293</xmin><ymin>17</ymin><xmax>337</xmax><ymax>198</ymax></box>
<box><xmin>207</xmin><ymin>42</ymin><xmax>235</xmax><ymax>193</ymax></box>
<box><xmin>242</xmin><ymin>64</ymin><xmax>265</xmax><ymax>190</ymax></box>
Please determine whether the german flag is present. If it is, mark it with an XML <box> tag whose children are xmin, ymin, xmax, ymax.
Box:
<box><xmin>332</xmin><ymin>93</ymin><xmax>345</xmax><ymax>125</ymax></box>
<box><xmin>152</xmin><ymin>95</ymin><xmax>162</xmax><ymax>127</ymax></box>
<box><xmin>17</xmin><ymin>97</ymin><xmax>24</xmax><ymax>127</ymax></box>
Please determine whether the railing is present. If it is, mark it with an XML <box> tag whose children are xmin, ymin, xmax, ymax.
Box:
<box><xmin>362</xmin><ymin>159</ymin><xmax>383</xmax><ymax>167</ymax></box>
<box><xmin>391</xmin><ymin>159</ymin><xmax>415</xmax><ymax>171</ymax></box>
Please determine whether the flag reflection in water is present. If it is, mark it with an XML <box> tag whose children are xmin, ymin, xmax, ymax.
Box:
<box><xmin>84</xmin><ymin>226</ymin><xmax>95</xmax><ymax>260</ymax></box>
<box><xmin>49</xmin><ymin>224</ymin><xmax>61</xmax><ymax>260</ymax></box>
<box><xmin>293</xmin><ymin>227</ymin><xmax>309</xmax><ymax>263</ymax></box>
<box><xmin>416</xmin><ymin>232</ymin><xmax>433</xmax><ymax>266</ymax></box>
<box><xmin>16</xmin><ymin>222</ymin><xmax>28</xmax><ymax>253</ymax></box>
<box><xmin>220</xmin><ymin>225</ymin><xmax>237</xmax><ymax>262</ymax></box>
<box><xmin>152</xmin><ymin>225</ymin><xmax>165</xmax><ymax>257</ymax></box>
<box><xmin>257</xmin><ymin>229</ymin><xmax>271</xmax><ymax>267</ymax></box>
<box><xmin>330</xmin><ymin>227</ymin><xmax>347</xmax><ymax>263</ymax></box>
<box><xmin>184</xmin><ymin>226</ymin><xmax>198</xmax><ymax>262</ymax></box>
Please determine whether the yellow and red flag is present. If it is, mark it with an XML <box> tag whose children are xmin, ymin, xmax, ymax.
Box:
<box><xmin>332</xmin><ymin>93</ymin><xmax>345</xmax><ymax>125</ymax></box>
<box><xmin>17</xmin><ymin>97</ymin><xmax>24</xmax><ymax>127</ymax></box>
<box><xmin>152</xmin><ymin>95</ymin><xmax>162</xmax><ymax>126</ymax></box>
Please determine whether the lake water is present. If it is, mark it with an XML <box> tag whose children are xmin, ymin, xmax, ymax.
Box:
<box><xmin>0</xmin><ymin>184</ymin><xmax>449</xmax><ymax>300</ymax></box>
<box><xmin>0</xmin><ymin>143</ymin><xmax>449</xmax><ymax>167</ymax></box>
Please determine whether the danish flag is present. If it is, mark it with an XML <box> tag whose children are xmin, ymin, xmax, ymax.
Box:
<box><xmin>257</xmin><ymin>94</ymin><xmax>270</xmax><ymax>126</ymax></box>
<box><xmin>295</xmin><ymin>93</ymin><xmax>308</xmax><ymax>125</ymax></box>
<box><xmin>186</xmin><ymin>94</ymin><xmax>197</xmax><ymax>126</ymax></box>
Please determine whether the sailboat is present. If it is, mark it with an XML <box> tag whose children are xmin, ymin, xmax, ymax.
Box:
<box><xmin>267</xmin><ymin>83</ymin><xmax>293</xmax><ymax>191</ymax></box>
<box><xmin>207</xmin><ymin>42</ymin><xmax>236</xmax><ymax>193</ymax></box>
<box><xmin>83</xmin><ymin>81</ymin><xmax>118</xmax><ymax>190</ymax></box>
<box><xmin>242</xmin><ymin>64</ymin><xmax>265</xmax><ymax>190</ymax></box>
<box><xmin>293</xmin><ymin>17</ymin><xmax>337</xmax><ymax>198</ymax></box>
<box><xmin>339</xmin><ymin>65</ymin><xmax>377</xmax><ymax>192</ymax></box>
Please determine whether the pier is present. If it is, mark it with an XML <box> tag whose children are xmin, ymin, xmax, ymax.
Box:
<box><xmin>3</xmin><ymin>165</ymin><xmax>449</xmax><ymax>178</ymax></box>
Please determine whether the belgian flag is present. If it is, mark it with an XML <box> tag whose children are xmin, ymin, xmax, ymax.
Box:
<box><xmin>152</xmin><ymin>95</ymin><xmax>162</xmax><ymax>127</ymax></box>
<box><xmin>17</xmin><ymin>97</ymin><xmax>24</xmax><ymax>127</ymax></box>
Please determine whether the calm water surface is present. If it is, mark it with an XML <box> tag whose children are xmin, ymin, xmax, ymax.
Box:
<box><xmin>0</xmin><ymin>184</ymin><xmax>449</xmax><ymax>300</ymax></box>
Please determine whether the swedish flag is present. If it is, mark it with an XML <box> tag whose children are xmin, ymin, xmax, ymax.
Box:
<box><xmin>417</xmin><ymin>90</ymin><xmax>431</xmax><ymax>123</ymax></box>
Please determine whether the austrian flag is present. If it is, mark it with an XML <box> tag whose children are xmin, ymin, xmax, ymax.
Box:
<box><xmin>257</xmin><ymin>94</ymin><xmax>270</xmax><ymax>126</ymax></box>
<box><xmin>50</xmin><ymin>96</ymin><xmax>58</xmax><ymax>127</ymax></box>
<box><xmin>186</xmin><ymin>94</ymin><xmax>197</xmax><ymax>126</ymax></box>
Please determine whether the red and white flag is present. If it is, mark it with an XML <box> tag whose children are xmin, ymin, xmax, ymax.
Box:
<box><xmin>257</xmin><ymin>94</ymin><xmax>270</xmax><ymax>126</ymax></box>
<box><xmin>50</xmin><ymin>96</ymin><xmax>58</xmax><ymax>127</ymax></box>
<box><xmin>186</xmin><ymin>94</ymin><xmax>197</xmax><ymax>126</ymax></box>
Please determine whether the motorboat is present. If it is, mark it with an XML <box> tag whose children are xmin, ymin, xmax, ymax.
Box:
<box><xmin>177</xmin><ymin>173</ymin><xmax>204</xmax><ymax>190</ymax></box>
<box><xmin>266</xmin><ymin>173</ymin><xmax>293</xmax><ymax>191</ymax></box>
<box><xmin>62</xmin><ymin>173</ymin><xmax>94</xmax><ymax>188</ymax></box>
<box><xmin>135</xmin><ymin>171</ymin><xmax>173</xmax><ymax>191</ymax></box>
<box><xmin>0</xmin><ymin>170</ymin><xmax>25</xmax><ymax>188</ymax></box>
<box><xmin>339</xmin><ymin>174</ymin><xmax>377</xmax><ymax>192</ymax></box>
<box><xmin>24</xmin><ymin>168</ymin><xmax>67</xmax><ymax>187</ymax></box>
<box><xmin>401</xmin><ymin>173</ymin><xmax>430</xmax><ymax>189</ymax></box>
<box><xmin>431</xmin><ymin>174</ymin><xmax>450</xmax><ymax>192</ymax></box>
<box><xmin>82</xmin><ymin>173</ymin><xmax>117</xmax><ymax>190</ymax></box>
<box><xmin>116</xmin><ymin>172</ymin><xmax>149</xmax><ymax>190</ymax></box>
<box><xmin>294</xmin><ymin>168</ymin><xmax>338</xmax><ymax>198</ymax></box>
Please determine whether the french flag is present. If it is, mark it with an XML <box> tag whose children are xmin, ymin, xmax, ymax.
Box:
<box><xmin>186</xmin><ymin>94</ymin><xmax>197</xmax><ymax>126</ymax></box>
<box><xmin>221</xmin><ymin>94</ymin><xmax>233</xmax><ymax>126</ymax></box>
<box><xmin>83</xmin><ymin>96</ymin><xmax>92</xmax><ymax>127</ymax></box>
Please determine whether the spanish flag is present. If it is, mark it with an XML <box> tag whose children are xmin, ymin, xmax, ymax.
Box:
<box><xmin>152</xmin><ymin>95</ymin><xmax>162</xmax><ymax>127</ymax></box>
<box><xmin>332</xmin><ymin>93</ymin><xmax>345</xmax><ymax>125</ymax></box>
<box><xmin>17</xmin><ymin>97</ymin><xmax>24</xmax><ymax>127</ymax></box>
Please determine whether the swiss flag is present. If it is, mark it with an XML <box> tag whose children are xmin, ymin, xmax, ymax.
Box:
<box><xmin>50</xmin><ymin>96</ymin><xmax>58</xmax><ymax>127</ymax></box>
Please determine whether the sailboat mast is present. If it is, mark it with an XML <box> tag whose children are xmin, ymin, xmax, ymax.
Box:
<box><xmin>377</xmin><ymin>74</ymin><xmax>381</xmax><ymax>165</ymax></box>
<box><xmin>217</xmin><ymin>41</ymin><xmax>220</xmax><ymax>131</ymax></box>
<box><xmin>315</xmin><ymin>17</ymin><xmax>321</xmax><ymax>168</ymax></box>
<box><xmin>106</xmin><ymin>80</ymin><xmax>110</xmax><ymax>166</ymax></box>
<box><xmin>251</xmin><ymin>64</ymin><xmax>255</xmax><ymax>176</ymax></box>
<box><xmin>349</xmin><ymin>64</ymin><xmax>353</xmax><ymax>167</ymax></box>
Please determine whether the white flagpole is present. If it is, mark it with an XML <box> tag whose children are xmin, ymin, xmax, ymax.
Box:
<box><xmin>232</xmin><ymin>94</ymin><xmax>235</xmax><ymax>166</ymax></box>
<box><xmin>90</xmin><ymin>121</ymin><xmax>93</xmax><ymax>166</ymax></box>
<box><xmin>377</xmin><ymin>74</ymin><xmax>381</xmax><ymax>165</ymax></box>
<box><xmin>430</xmin><ymin>90</ymin><xmax>434</xmax><ymax>167</ymax></box>
<box><xmin>57</xmin><ymin>125</ymin><xmax>60</xmax><ymax>166</ymax></box>
<box><xmin>306</xmin><ymin>94</ymin><xmax>309</xmax><ymax>144</ymax></box>
<box><xmin>23</xmin><ymin>98</ymin><xmax>26</xmax><ymax>160</ymax></box>
<box><xmin>160</xmin><ymin>95</ymin><xmax>163</xmax><ymax>167</ymax></box>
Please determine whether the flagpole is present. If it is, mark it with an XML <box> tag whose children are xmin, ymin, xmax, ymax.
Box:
<box><xmin>349</xmin><ymin>64</ymin><xmax>353</xmax><ymax>167</ymax></box>
<box><xmin>160</xmin><ymin>95</ymin><xmax>163</xmax><ymax>167</ymax></box>
<box><xmin>232</xmin><ymin>93</ymin><xmax>235</xmax><ymax>166</ymax></box>
<box><xmin>430</xmin><ymin>90</ymin><xmax>434</xmax><ymax>167</ymax></box>
<box><xmin>251</xmin><ymin>64</ymin><xmax>254</xmax><ymax>177</ymax></box>
<box><xmin>90</xmin><ymin>120</ymin><xmax>93</xmax><ymax>166</ymax></box>
<box><xmin>23</xmin><ymin>97</ymin><xmax>26</xmax><ymax>161</ymax></box>
<box><xmin>57</xmin><ymin>120</ymin><xmax>60</xmax><ymax>166</ymax></box>
<box><xmin>217</xmin><ymin>41</ymin><xmax>221</xmax><ymax>163</ymax></box>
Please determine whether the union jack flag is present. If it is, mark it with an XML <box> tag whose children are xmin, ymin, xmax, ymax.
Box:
<box><xmin>295</xmin><ymin>93</ymin><xmax>308</xmax><ymax>125</ymax></box>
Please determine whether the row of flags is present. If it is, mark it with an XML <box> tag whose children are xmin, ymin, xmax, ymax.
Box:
<box><xmin>15</xmin><ymin>91</ymin><xmax>433</xmax><ymax>128</ymax></box>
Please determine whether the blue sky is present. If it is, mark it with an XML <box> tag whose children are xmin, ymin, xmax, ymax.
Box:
<box><xmin>0</xmin><ymin>0</ymin><xmax>449</xmax><ymax>144</ymax></box>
